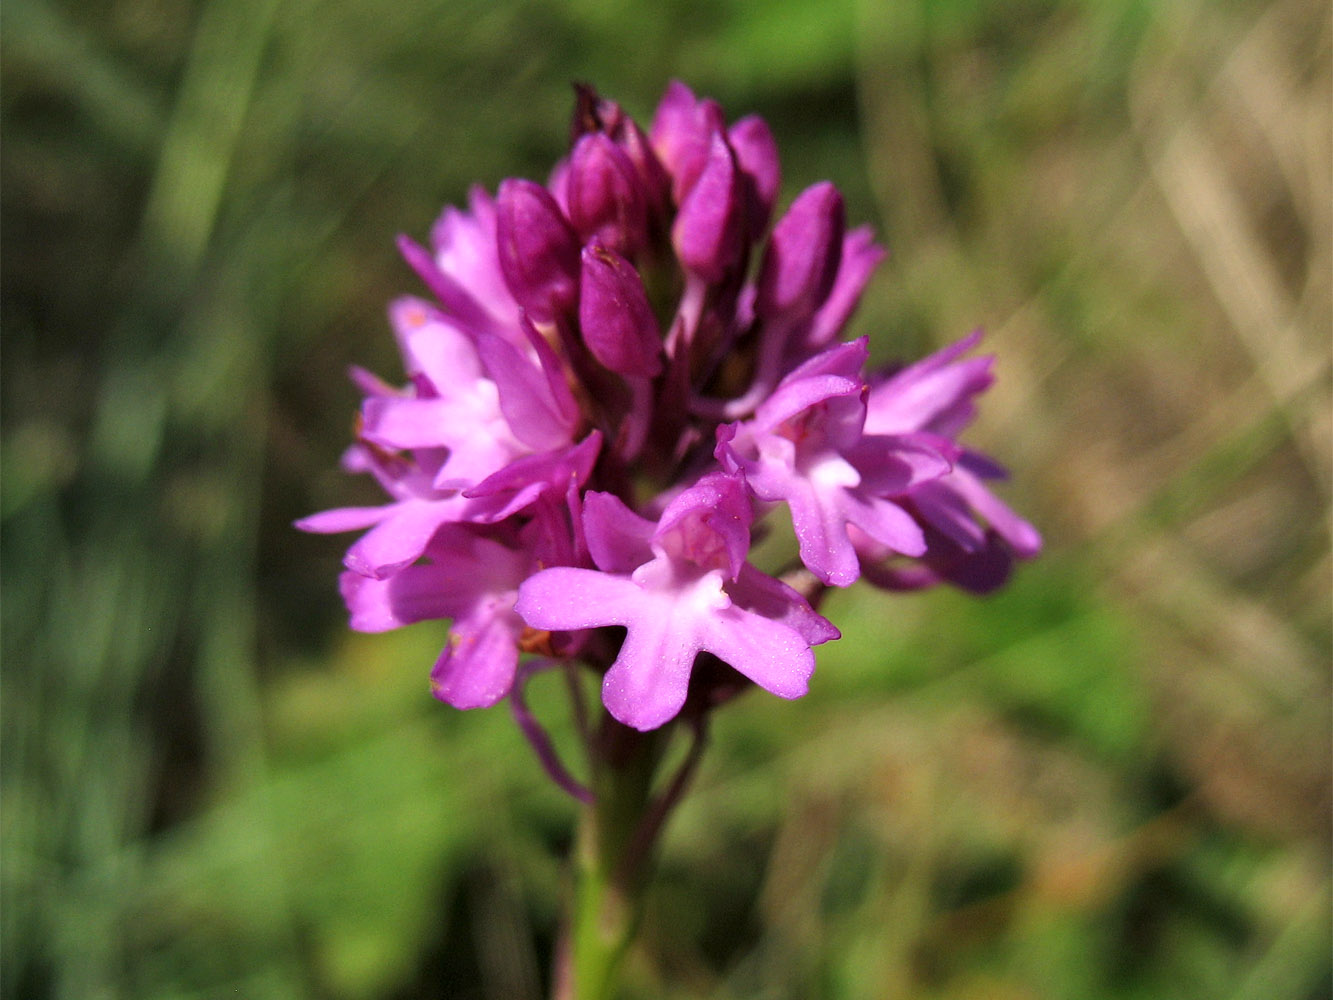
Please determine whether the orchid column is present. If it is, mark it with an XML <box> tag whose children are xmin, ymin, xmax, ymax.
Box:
<box><xmin>299</xmin><ymin>81</ymin><xmax>1039</xmax><ymax>998</ymax></box>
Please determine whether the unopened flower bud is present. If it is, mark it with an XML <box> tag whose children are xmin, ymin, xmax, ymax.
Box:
<box><xmin>496</xmin><ymin>178</ymin><xmax>581</xmax><ymax>323</ymax></box>
<box><xmin>755</xmin><ymin>181</ymin><xmax>845</xmax><ymax>321</ymax></box>
<box><xmin>671</xmin><ymin>131</ymin><xmax>745</xmax><ymax>282</ymax></box>
<box><xmin>571</xmin><ymin>82</ymin><xmax>670</xmax><ymax>218</ymax></box>
<box><xmin>567</xmin><ymin>134</ymin><xmax>650</xmax><ymax>258</ymax></box>
<box><xmin>651</xmin><ymin>80</ymin><xmax>726</xmax><ymax>203</ymax></box>
<box><xmin>728</xmin><ymin>115</ymin><xmax>781</xmax><ymax>237</ymax></box>
<box><xmin>579</xmin><ymin>241</ymin><xmax>663</xmax><ymax>377</ymax></box>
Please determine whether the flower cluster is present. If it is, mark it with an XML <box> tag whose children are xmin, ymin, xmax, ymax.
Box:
<box><xmin>299</xmin><ymin>82</ymin><xmax>1040</xmax><ymax>733</ymax></box>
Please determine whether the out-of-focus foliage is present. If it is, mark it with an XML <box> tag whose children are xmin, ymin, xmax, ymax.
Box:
<box><xmin>2</xmin><ymin>0</ymin><xmax>1328</xmax><ymax>998</ymax></box>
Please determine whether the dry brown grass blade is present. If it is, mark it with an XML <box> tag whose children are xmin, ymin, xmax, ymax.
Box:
<box><xmin>1129</xmin><ymin>0</ymin><xmax>1331</xmax><ymax>493</ymax></box>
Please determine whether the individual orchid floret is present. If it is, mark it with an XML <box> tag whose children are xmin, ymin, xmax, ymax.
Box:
<box><xmin>515</xmin><ymin>475</ymin><xmax>837</xmax><ymax>731</ymax></box>
<box><xmin>495</xmin><ymin>178</ymin><xmax>581</xmax><ymax>323</ymax></box>
<box><xmin>359</xmin><ymin>303</ymin><xmax>522</xmax><ymax>492</ymax></box>
<box><xmin>378</xmin><ymin>295</ymin><xmax>580</xmax><ymax>477</ymax></box>
<box><xmin>719</xmin><ymin>338</ymin><xmax>952</xmax><ymax>587</ymax></box>
<box><xmin>578</xmin><ymin>241</ymin><xmax>663</xmax><ymax>377</ymax></box>
<box><xmin>339</xmin><ymin>525</ymin><xmax>533</xmax><ymax>709</ymax></box>
<box><xmin>295</xmin><ymin>296</ymin><xmax>594</xmax><ymax>579</ymax></box>
<box><xmin>861</xmin><ymin>331</ymin><xmax>1042</xmax><ymax>570</ymax></box>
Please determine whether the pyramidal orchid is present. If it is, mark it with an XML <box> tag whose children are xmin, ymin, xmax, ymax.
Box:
<box><xmin>298</xmin><ymin>81</ymin><xmax>1039</xmax><ymax>998</ymax></box>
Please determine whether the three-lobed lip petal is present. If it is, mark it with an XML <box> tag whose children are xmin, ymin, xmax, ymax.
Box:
<box><xmin>515</xmin><ymin>484</ymin><xmax>833</xmax><ymax>731</ymax></box>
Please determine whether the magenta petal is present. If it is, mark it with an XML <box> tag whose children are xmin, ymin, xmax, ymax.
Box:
<box><xmin>653</xmin><ymin>471</ymin><xmax>752</xmax><ymax>579</ymax></box>
<box><xmin>518</xmin><ymin>314</ymin><xmax>580</xmax><ymax>427</ymax></box>
<box><xmin>906</xmin><ymin>480</ymin><xmax>989</xmax><ymax>552</ymax></box>
<box><xmin>780</xmin><ymin>335</ymin><xmax>869</xmax><ymax>386</ymax></box>
<box><xmin>947</xmin><ymin>466</ymin><xmax>1043</xmax><ymax>558</ymax></box>
<box><xmin>728</xmin><ymin>564</ymin><xmax>840</xmax><ymax>646</ymax></box>
<box><xmin>359</xmin><ymin>397</ymin><xmax>459</xmax><ymax>450</ymax></box>
<box><xmin>468</xmin><ymin>432</ymin><xmax>600</xmax><ymax>501</ymax></box>
<box><xmin>752</xmin><ymin>373</ymin><xmax>863</xmax><ymax>432</ymax></box>
<box><xmin>785</xmin><ymin>478</ymin><xmax>863</xmax><ymax>586</ymax></box>
<box><xmin>842</xmin><ymin>493</ymin><xmax>927</xmax><ymax>558</ymax></box>
<box><xmin>347</xmin><ymin>364</ymin><xmax>399</xmax><ymax>399</ymax></box>
<box><xmin>650</xmin><ymin>80</ymin><xmax>725</xmax><ymax>201</ymax></box>
<box><xmin>426</xmin><ymin>189</ymin><xmax>521</xmax><ymax>333</ymax></box>
<box><xmin>863</xmin><ymin>332</ymin><xmax>992</xmax><ymax>435</ymax></box>
<box><xmin>614</xmin><ymin>116</ymin><xmax>672</xmax><ymax>217</ymax></box>
<box><xmin>389</xmin><ymin>299</ymin><xmax>484</xmax><ymax>387</ymax></box>
<box><xmin>802</xmin><ymin>227</ymin><xmax>886</xmax><ymax>351</ymax></box>
<box><xmin>850</xmin><ymin>433</ymin><xmax>954</xmax><ymax>495</ymax></box>
<box><xmin>568</xmin><ymin>134</ymin><xmax>649</xmax><ymax>256</ymax></box>
<box><xmin>340</xmin><ymin>560</ymin><xmax>470</xmax><ymax>631</ymax></box>
<box><xmin>396</xmin><ymin>234</ymin><xmax>497</xmax><ymax>336</ymax></box>
<box><xmin>727</xmin><ymin>114</ymin><xmax>780</xmax><ymax>234</ymax></box>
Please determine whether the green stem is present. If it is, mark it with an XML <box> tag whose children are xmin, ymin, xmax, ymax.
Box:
<box><xmin>555</xmin><ymin>714</ymin><xmax>668</xmax><ymax>1000</ymax></box>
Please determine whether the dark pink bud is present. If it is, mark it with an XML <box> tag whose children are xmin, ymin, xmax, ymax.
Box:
<box><xmin>615</xmin><ymin>116</ymin><xmax>672</xmax><ymax>220</ymax></box>
<box><xmin>571</xmin><ymin>82</ymin><xmax>670</xmax><ymax>216</ymax></box>
<box><xmin>755</xmin><ymin>181</ymin><xmax>845</xmax><ymax>321</ymax></box>
<box><xmin>567</xmin><ymin>134</ymin><xmax>649</xmax><ymax>257</ymax></box>
<box><xmin>650</xmin><ymin>80</ymin><xmax>726</xmax><ymax>203</ymax></box>
<box><xmin>671</xmin><ymin>131</ymin><xmax>745</xmax><ymax>282</ymax></box>
<box><xmin>578</xmin><ymin>242</ymin><xmax>663</xmax><ymax>378</ymax></box>
<box><xmin>728</xmin><ymin>115</ymin><xmax>781</xmax><ymax>236</ymax></box>
<box><xmin>495</xmin><ymin>178</ymin><xmax>581</xmax><ymax>323</ymax></box>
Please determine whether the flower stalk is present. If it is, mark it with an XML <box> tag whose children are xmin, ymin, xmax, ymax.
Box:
<box><xmin>558</xmin><ymin>716</ymin><xmax>667</xmax><ymax>1000</ymax></box>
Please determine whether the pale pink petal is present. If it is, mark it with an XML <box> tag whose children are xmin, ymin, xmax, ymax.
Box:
<box><xmin>697</xmin><ymin>606</ymin><xmax>814</xmax><ymax>700</ymax></box>
<box><xmin>600</xmin><ymin>590</ymin><xmax>700</xmax><ymax>730</ymax></box>
<box><xmin>514</xmin><ymin>566</ymin><xmax>640</xmax><ymax>630</ymax></box>
<box><xmin>430</xmin><ymin>601</ymin><xmax>523</xmax><ymax>709</ymax></box>
<box><xmin>294</xmin><ymin>505</ymin><xmax>390</xmax><ymax>534</ymax></box>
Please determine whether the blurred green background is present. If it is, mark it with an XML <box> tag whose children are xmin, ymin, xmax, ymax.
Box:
<box><xmin>3</xmin><ymin>0</ymin><xmax>1329</xmax><ymax>997</ymax></box>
